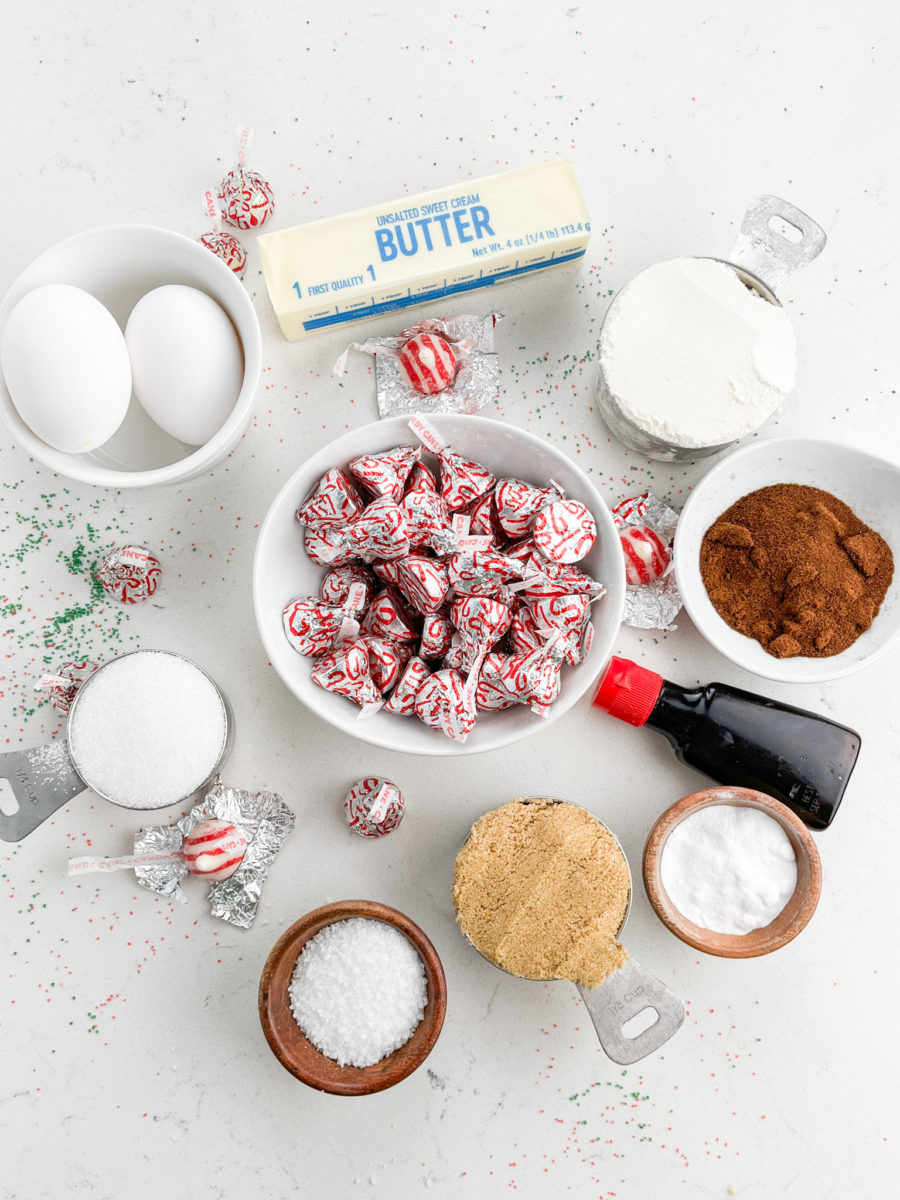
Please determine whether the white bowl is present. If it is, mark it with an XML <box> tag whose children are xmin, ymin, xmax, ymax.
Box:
<box><xmin>675</xmin><ymin>436</ymin><xmax>900</xmax><ymax>683</ymax></box>
<box><xmin>253</xmin><ymin>414</ymin><xmax>626</xmax><ymax>755</ymax></box>
<box><xmin>0</xmin><ymin>225</ymin><xmax>261</xmax><ymax>487</ymax></box>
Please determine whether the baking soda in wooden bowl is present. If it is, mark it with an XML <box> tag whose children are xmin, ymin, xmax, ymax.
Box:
<box><xmin>67</xmin><ymin>650</ymin><xmax>228</xmax><ymax>808</ymax></box>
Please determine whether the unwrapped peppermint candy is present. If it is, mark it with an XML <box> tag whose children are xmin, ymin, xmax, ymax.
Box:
<box><xmin>132</xmin><ymin>781</ymin><xmax>294</xmax><ymax>928</ymax></box>
<box><xmin>98</xmin><ymin>544</ymin><xmax>161</xmax><ymax>603</ymax></box>
<box><xmin>611</xmin><ymin>492</ymin><xmax>681</xmax><ymax>630</ymax></box>
<box><xmin>344</xmin><ymin>777</ymin><xmax>405</xmax><ymax>837</ymax></box>
<box><xmin>334</xmin><ymin>314</ymin><xmax>501</xmax><ymax>418</ymax></box>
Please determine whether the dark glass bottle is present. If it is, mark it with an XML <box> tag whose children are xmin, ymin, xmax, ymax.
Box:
<box><xmin>593</xmin><ymin>657</ymin><xmax>860</xmax><ymax>829</ymax></box>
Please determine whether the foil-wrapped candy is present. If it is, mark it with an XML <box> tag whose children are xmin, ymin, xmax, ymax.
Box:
<box><xmin>304</xmin><ymin>496</ymin><xmax>410</xmax><ymax>566</ymax></box>
<box><xmin>395</xmin><ymin>555</ymin><xmax>450</xmax><ymax>615</ymax></box>
<box><xmin>420</xmin><ymin>613</ymin><xmax>454</xmax><ymax>660</ymax></box>
<box><xmin>611</xmin><ymin>492</ymin><xmax>682</xmax><ymax>631</ymax></box>
<box><xmin>383</xmin><ymin>656</ymin><xmax>431</xmax><ymax>715</ymax></box>
<box><xmin>415</xmin><ymin>668</ymin><xmax>477</xmax><ymax>742</ymax></box>
<box><xmin>363</xmin><ymin>635</ymin><xmax>411</xmax><ymax>694</ymax></box>
<box><xmin>349</xmin><ymin>445</ymin><xmax>421</xmax><ymax>503</ymax></box>
<box><xmin>361</xmin><ymin>589</ymin><xmax>420</xmax><ymax>643</ymax></box>
<box><xmin>494</xmin><ymin>478</ymin><xmax>562</xmax><ymax>539</ymax></box>
<box><xmin>296</xmin><ymin>468</ymin><xmax>364</xmax><ymax>528</ymax></box>
<box><xmin>532</xmin><ymin>499</ymin><xmax>597</xmax><ymax>564</ymax></box>
<box><xmin>446</xmin><ymin>548</ymin><xmax>525</xmax><ymax>597</ymax></box>
<box><xmin>475</xmin><ymin>652</ymin><xmax>520</xmax><ymax>711</ymax></box>
<box><xmin>311</xmin><ymin>641</ymin><xmax>383</xmax><ymax>715</ymax></box>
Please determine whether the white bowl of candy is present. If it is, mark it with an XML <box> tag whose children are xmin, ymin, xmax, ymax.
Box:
<box><xmin>253</xmin><ymin>414</ymin><xmax>626</xmax><ymax>755</ymax></box>
<box><xmin>0</xmin><ymin>224</ymin><xmax>261</xmax><ymax>488</ymax></box>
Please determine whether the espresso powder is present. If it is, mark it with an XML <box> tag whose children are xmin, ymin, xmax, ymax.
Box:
<box><xmin>700</xmin><ymin>484</ymin><xmax>894</xmax><ymax>659</ymax></box>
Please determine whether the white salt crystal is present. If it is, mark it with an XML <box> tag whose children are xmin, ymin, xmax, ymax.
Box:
<box><xmin>67</xmin><ymin>651</ymin><xmax>227</xmax><ymax>808</ymax></box>
<box><xmin>289</xmin><ymin>918</ymin><xmax>427</xmax><ymax>1067</ymax></box>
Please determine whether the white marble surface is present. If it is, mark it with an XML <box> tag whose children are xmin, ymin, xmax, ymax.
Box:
<box><xmin>2</xmin><ymin>3</ymin><xmax>898</xmax><ymax>1197</ymax></box>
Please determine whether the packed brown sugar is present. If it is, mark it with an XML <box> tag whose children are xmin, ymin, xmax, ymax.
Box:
<box><xmin>700</xmin><ymin>484</ymin><xmax>894</xmax><ymax>659</ymax></box>
<box><xmin>451</xmin><ymin>800</ymin><xmax>630</xmax><ymax>989</ymax></box>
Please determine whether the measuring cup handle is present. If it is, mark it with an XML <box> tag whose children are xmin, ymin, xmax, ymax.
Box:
<box><xmin>729</xmin><ymin>195</ymin><xmax>827</xmax><ymax>294</ymax></box>
<box><xmin>0</xmin><ymin>743</ymin><xmax>85</xmax><ymax>842</ymax></box>
<box><xmin>577</xmin><ymin>957</ymin><xmax>685</xmax><ymax>1064</ymax></box>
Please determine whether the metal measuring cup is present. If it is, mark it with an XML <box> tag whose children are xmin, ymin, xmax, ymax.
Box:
<box><xmin>595</xmin><ymin>195</ymin><xmax>827</xmax><ymax>462</ymax></box>
<box><xmin>0</xmin><ymin>649</ymin><xmax>233</xmax><ymax>843</ymax></box>
<box><xmin>453</xmin><ymin>798</ymin><xmax>684</xmax><ymax>1065</ymax></box>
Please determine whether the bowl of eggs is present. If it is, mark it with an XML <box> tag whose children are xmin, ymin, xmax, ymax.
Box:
<box><xmin>0</xmin><ymin>224</ymin><xmax>261</xmax><ymax>487</ymax></box>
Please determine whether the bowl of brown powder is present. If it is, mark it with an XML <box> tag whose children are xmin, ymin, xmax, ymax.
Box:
<box><xmin>452</xmin><ymin>799</ymin><xmax>684</xmax><ymax>1064</ymax></box>
<box><xmin>675</xmin><ymin>437</ymin><xmax>900</xmax><ymax>682</ymax></box>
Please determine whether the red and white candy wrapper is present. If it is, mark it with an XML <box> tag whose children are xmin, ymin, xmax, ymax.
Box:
<box><xmin>475</xmin><ymin>652</ymin><xmax>520</xmax><ymax>711</ymax></box>
<box><xmin>372</xmin><ymin>559</ymin><xmax>402</xmax><ymax>588</ymax></box>
<box><xmin>321</xmin><ymin>564</ymin><xmax>376</xmax><ymax>609</ymax></box>
<box><xmin>508</xmin><ymin>604</ymin><xmax>544</xmax><ymax>656</ymax></box>
<box><xmin>415</xmin><ymin>668</ymin><xmax>477</xmax><ymax>741</ymax></box>
<box><xmin>218</xmin><ymin>126</ymin><xmax>275</xmax><ymax>230</ymax></box>
<box><xmin>304</xmin><ymin>497</ymin><xmax>410</xmax><ymax>566</ymax></box>
<box><xmin>450</xmin><ymin>594</ymin><xmax>512</xmax><ymax>665</ymax></box>
<box><xmin>405</xmin><ymin>460</ymin><xmax>438</xmax><ymax>494</ymax></box>
<box><xmin>494</xmin><ymin>478</ymin><xmax>562</xmax><ymax>539</ymax></box>
<box><xmin>361</xmin><ymin>589</ymin><xmax>419</xmax><ymax>643</ymax></box>
<box><xmin>517</xmin><ymin>555</ymin><xmax>606</xmax><ymax>602</ymax></box>
<box><xmin>35</xmin><ymin>660</ymin><xmax>98</xmax><ymax>713</ymax></box>
<box><xmin>349</xmin><ymin>445</ymin><xmax>420</xmax><ymax>503</ymax></box>
<box><xmin>198</xmin><ymin>190</ymin><xmax>246</xmax><ymax>276</ymax></box>
<box><xmin>400</xmin><ymin>488</ymin><xmax>456</xmax><ymax>556</ymax></box>
<box><xmin>344</xmin><ymin>777</ymin><xmax>405</xmax><ymax>837</ymax></box>
<box><xmin>527</xmin><ymin>593</ymin><xmax>593</xmax><ymax>661</ymax></box>
<box><xmin>296</xmin><ymin>468</ymin><xmax>364</xmax><ymax>528</ymax></box>
<box><xmin>97</xmin><ymin>544</ymin><xmax>161</xmax><ymax>603</ymax></box>
<box><xmin>447</xmin><ymin>548</ymin><xmax>524</xmax><ymax>597</ymax></box>
<box><xmin>334</xmin><ymin>314</ymin><xmax>501</xmax><ymax>419</ymax></box>
<box><xmin>283</xmin><ymin>594</ymin><xmax>360</xmax><ymax>658</ymax></box>
<box><xmin>383</xmin><ymin>656</ymin><xmax>430</xmax><ymax>715</ymax></box>
<box><xmin>311</xmin><ymin>642</ymin><xmax>383</xmax><ymax>716</ymax></box>
<box><xmin>409</xmin><ymin>414</ymin><xmax>495</xmax><ymax>511</ymax></box>
<box><xmin>611</xmin><ymin>492</ymin><xmax>682</xmax><ymax>630</ymax></box>
<box><xmin>420</xmin><ymin>613</ymin><xmax>454</xmax><ymax>660</ymax></box>
<box><xmin>501</xmin><ymin>631</ymin><xmax>567</xmax><ymax>716</ymax></box>
<box><xmin>464</xmin><ymin>491</ymin><xmax>503</xmax><ymax>541</ymax></box>
<box><xmin>130</xmin><ymin>781</ymin><xmax>294</xmax><ymax>928</ymax></box>
<box><xmin>363</xmin><ymin>636</ymin><xmax>411</xmax><ymax>694</ymax></box>
<box><xmin>399</xmin><ymin>333</ymin><xmax>459</xmax><ymax>395</ymax></box>
<box><xmin>395</xmin><ymin>555</ymin><xmax>449</xmax><ymax>615</ymax></box>
<box><xmin>532</xmin><ymin>499</ymin><xmax>597</xmax><ymax>564</ymax></box>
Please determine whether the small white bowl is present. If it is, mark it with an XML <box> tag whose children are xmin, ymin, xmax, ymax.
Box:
<box><xmin>253</xmin><ymin>414</ymin><xmax>626</xmax><ymax>755</ymax></box>
<box><xmin>675</xmin><ymin>436</ymin><xmax>900</xmax><ymax>683</ymax></box>
<box><xmin>0</xmin><ymin>225</ymin><xmax>261</xmax><ymax>488</ymax></box>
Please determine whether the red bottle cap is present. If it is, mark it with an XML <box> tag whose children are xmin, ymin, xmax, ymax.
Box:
<box><xmin>592</xmin><ymin>657</ymin><xmax>664</xmax><ymax>726</ymax></box>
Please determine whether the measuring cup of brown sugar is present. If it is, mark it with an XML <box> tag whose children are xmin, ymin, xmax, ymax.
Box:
<box><xmin>0</xmin><ymin>649</ymin><xmax>233</xmax><ymax>842</ymax></box>
<box><xmin>452</xmin><ymin>798</ymin><xmax>684</xmax><ymax>1064</ymax></box>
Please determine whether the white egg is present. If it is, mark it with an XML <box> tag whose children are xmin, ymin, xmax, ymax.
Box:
<box><xmin>1</xmin><ymin>284</ymin><xmax>132</xmax><ymax>453</ymax></box>
<box><xmin>125</xmin><ymin>285</ymin><xmax>243</xmax><ymax>446</ymax></box>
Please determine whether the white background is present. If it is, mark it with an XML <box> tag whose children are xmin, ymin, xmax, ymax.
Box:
<box><xmin>2</xmin><ymin>2</ymin><xmax>899</xmax><ymax>1197</ymax></box>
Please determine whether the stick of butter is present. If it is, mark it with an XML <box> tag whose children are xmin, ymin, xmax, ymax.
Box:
<box><xmin>257</xmin><ymin>160</ymin><xmax>590</xmax><ymax>340</ymax></box>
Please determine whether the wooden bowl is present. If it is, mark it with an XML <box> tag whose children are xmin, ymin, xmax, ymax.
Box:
<box><xmin>258</xmin><ymin>900</ymin><xmax>447</xmax><ymax>1095</ymax></box>
<box><xmin>642</xmin><ymin>787</ymin><xmax>822</xmax><ymax>958</ymax></box>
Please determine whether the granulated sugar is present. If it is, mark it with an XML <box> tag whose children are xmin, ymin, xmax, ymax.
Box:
<box><xmin>289</xmin><ymin>918</ymin><xmax>427</xmax><ymax>1067</ymax></box>
<box><xmin>67</xmin><ymin>651</ymin><xmax>227</xmax><ymax>808</ymax></box>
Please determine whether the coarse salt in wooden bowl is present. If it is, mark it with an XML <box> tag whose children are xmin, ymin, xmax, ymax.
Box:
<box><xmin>642</xmin><ymin>787</ymin><xmax>822</xmax><ymax>958</ymax></box>
<box><xmin>258</xmin><ymin>899</ymin><xmax>447</xmax><ymax>1095</ymax></box>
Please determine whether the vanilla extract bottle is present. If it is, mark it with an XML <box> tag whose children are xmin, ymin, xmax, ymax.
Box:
<box><xmin>593</xmin><ymin>657</ymin><xmax>860</xmax><ymax>829</ymax></box>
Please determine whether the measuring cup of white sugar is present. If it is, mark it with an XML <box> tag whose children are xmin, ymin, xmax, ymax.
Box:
<box><xmin>0</xmin><ymin>650</ymin><xmax>232</xmax><ymax>842</ymax></box>
<box><xmin>596</xmin><ymin>196</ymin><xmax>826</xmax><ymax>462</ymax></box>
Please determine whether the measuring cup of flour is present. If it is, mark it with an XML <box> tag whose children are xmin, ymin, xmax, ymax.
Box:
<box><xmin>0</xmin><ymin>649</ymin><xmax>233</xmax><ymax>842</ymax></box>
<box><xmin>596</xmin><ymin>196</ymin><xmax>827</xmax><ymax>462</ymax></box>
<box><xmin>452</xmin><ymin>798</ymin><xmax>684</xmax><ymax>1065</ymax></box>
